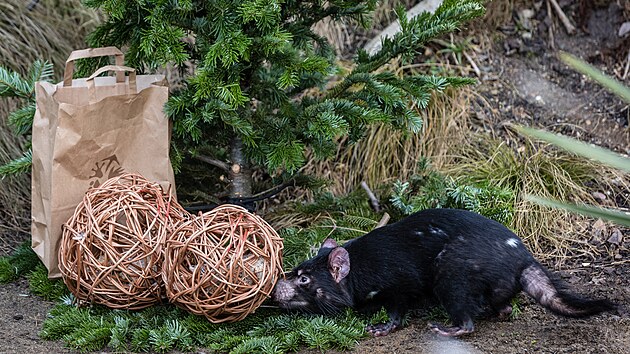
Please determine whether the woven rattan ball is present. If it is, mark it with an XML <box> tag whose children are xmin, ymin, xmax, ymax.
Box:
<box><xmin>164</xmin><ymin>204</ymin><xmax>283</xmax><ymax>323</ymax></box>
<box><xmin>59</xmin><ymin>173</ymin><xmax>189</xmax><ymax>310</ymax></box>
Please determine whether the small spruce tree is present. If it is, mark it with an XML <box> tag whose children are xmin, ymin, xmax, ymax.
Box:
<box><xmin>82</xmin><ymin>0</ymin><xmax>485</xmax><ymax>203</ymax></box>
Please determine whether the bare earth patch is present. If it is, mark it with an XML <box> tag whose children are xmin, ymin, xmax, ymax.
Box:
<box><xmin>0</xmin><ymin>280</ymin><xmax>70</xmax><ymax>354</ymax></box>
<box><xmin>331</xmin><ymin>266</ymin><xmax>630</xmax><ymax>354</ymax></box>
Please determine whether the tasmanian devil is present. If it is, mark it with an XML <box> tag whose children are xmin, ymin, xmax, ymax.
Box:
<box><xmin>272</xmin><ymin>208</ymin><xmax>617</xmax><ymax>336</ymax></box>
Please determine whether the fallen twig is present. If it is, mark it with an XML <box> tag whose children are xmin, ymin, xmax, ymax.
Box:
<box><xmin>623</xmin><ymin>49</ymin><xmax>630</xmax><ymax>80</ymax></box>
<box><xmin>463</xmin><ymin>51</ymin><xmax>481</xmax><ymax>77</ymax></box>
<box><xmin>546</xmin><ymin>0</ymin><xmax>556</xmax><ymax>49</ymax></box>
<box><xmin>361</xmin><ymin>181</ymin><xmax>381</xmax><ymax>212</ymax></box>
<box><xmin>548</xmin><ymin>0</ymin><xmax>576</xmax><ymax>35</ymax></box>
<box><xmin>375</xmin><ymin>212</ymin><xmax>391</xmax><ymax>229</ymax></box>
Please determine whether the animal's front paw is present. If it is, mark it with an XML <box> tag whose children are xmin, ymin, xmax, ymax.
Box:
<box><xmin>496</xmin><ymin>305</ymin><xmax>513</xmax><ymax>321</ymax></box>
<box><xmin>429</xmin><ymin>322</ymin><xmax>474</xmax><ymax>337</ymax></box>
<box><xmin>366</xmin><ymin>322</ymin><xmax>397</xmax><ymax>337</ymax></box>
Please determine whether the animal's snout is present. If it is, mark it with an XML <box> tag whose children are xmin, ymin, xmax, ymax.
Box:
<box><xmin>272</xmin><ymin>278</ymin><xmax>296</xmax><ymax>303</ymax></box>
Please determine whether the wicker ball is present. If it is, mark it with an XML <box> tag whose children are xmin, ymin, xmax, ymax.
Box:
<box><xmin>164</xmin><ymin>204</ymin><xmax>283</xmax><ymax>323</ymax></box>
<box><xmin>59</xmin><ymin>173</ymin><xmax>189</xmax><ymax>310</ymax></box>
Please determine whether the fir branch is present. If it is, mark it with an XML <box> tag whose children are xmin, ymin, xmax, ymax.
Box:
<box><xmin>8</xmin><ymin>103</ymin><xmax>36</xmax><ymax>135</ymax></box>
<box><xmin>356</xmin><ymin>0</ymin><xmax>484</xmax><ymax>73</ymax></box>
<box><xmin>0</xmin><ymin>150</ymin><xmax>32</xmax><ymax>178</ymax></box>
<box><xmin>27</xmin><ymin>60</ymin><xmax>54</xmax><ymax>86</ymax></box>
<box><xmin>84</xmin><ymin>0</ymin><xmax>485</xmax><ymax>201</ymax></box>
<box><xmin>0</xmin><ymin>66</ymin><xmax>32</xmax><ymax>98</ymax></box>
<box><xmin>26</xmin><ymin>264</ymin><xmax>69</xmax><ymax>301</ymax></box>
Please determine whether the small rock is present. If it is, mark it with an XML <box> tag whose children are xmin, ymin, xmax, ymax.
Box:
<box><xmin>619</xmin><ymin>21</ymin><xmax>630</xmax><ymax>37</ymax></box>
<box><xmin>521</xmin><ymin>9</ymin><xmax>535</xmax><ymax>19</ymax></box>
<box><xmin>13</xmin><ymin>314</ymin><xmax>23</xmax><ymax>321</ymax></box>
<box><xmin>591</xmin><ymin>276</ymin><xmax>606</xmax><ymax>285</ymax></box>
<box><xmin>592</xmin><ymin>219</ymin><xmax>607</xmax><ymax>238</ymax></box>
<box><xmin>607</xmin><ymin>228</ymin><xmax>623</xmax><ymax>245</ymax></box>
<box><xmin>591</xmin><ymin>191</ymin><xmax>607</xmax><ymax>201</ymax></box>
<box><xmin>603</xmin><ymin>267</ymin><xmax>615</xmax><ymax>275</ymax></box>
<box><xmin>518</xmin><ymin>9</ymin><xmax>536</xmax><ymax>31</ymax></box>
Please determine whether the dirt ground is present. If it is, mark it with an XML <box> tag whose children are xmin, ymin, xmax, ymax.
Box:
<box><xmin>337</xmin><ymin>265</ymin><xmax>630</xmax><ymax>354</ymax></box>
<box><xmin>338</xmin><ymin>2</ymin><xmax>630</xmax><ymax>353</ymax></box>
<box><xmin>0</xmin><ymin>1</ymin><xmax>629</xmax><ymax>354</ymax></box>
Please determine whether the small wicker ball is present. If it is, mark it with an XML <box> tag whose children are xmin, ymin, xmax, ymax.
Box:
<box><xmin>164</xmin><ymin>204</ymin><xmax>283</xmax><ymax>323</ymax></box>
<box><xmin>59</xmin><ymin>173</ymin><xmax>189</xmax><ymax>310</ymax></box>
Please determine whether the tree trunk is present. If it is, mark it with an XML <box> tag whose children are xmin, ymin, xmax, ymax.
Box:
<box><xmin>229</xmin><ymin>136</ymin><xmax>252</xmax><ymax>199</ymax></box>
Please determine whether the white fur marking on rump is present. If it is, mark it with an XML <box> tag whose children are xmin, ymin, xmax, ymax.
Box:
<box><xmin>506</xmin><ymin>238</ymin><xmax>519</xmax><ymax>248</ymax></box>
<box><xmin>429</xmin><ymin>226</ymin><xmax>447</xmax><ymax>237</ymax></box>
<box><xmin>366</xmin><ymin>291</ymin><xmax>379</xmax><ymax>300</ymax></box>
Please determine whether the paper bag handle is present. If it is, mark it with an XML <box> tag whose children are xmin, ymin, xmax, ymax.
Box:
<box><xmin>86</xmin><ymin>65</ymin><xmax>137</xmax><ymax>102</ymax></box>
<box><xmin>63</xmin><ymin>47</ymin><xmax>124</xmax><ymax>87</ymax></box>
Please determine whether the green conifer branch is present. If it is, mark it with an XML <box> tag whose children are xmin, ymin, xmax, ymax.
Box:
<box><xmin>82</xmin><ymin>0</ymin><xmax>485</xmax><ymax>197</ymax></box>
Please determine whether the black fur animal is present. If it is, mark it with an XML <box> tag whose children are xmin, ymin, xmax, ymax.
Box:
<box><xmin>272</xmin><ymin>208</ymin><xmax>617</xmax><ymax>336</ymax></box>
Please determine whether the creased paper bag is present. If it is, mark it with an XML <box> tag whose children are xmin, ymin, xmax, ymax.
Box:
<box><xmin>31</xmin><ymin>47</ymin><xmax>176</xmax><ymax>278</ymax></box>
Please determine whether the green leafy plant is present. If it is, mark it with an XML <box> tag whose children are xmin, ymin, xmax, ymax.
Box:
<box><xmin>279</xmin><ymin>188</ymin><xmax>383</xmax><ymax>269</ymax></box>
<box><xmin>0</xmin><ymin>60</ymin><xmax>53</xmax><ymax>177</ymax></box>
<box><xmin>509</xmin><ymin>297</ymin><xmax>523</xmax><ymax>320</ymax></box>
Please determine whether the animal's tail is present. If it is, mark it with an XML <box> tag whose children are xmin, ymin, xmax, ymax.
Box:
<box><xmin>520</xmin><ymin>262</ymin><xmax>617</xmax><ymax>317</ymax></box>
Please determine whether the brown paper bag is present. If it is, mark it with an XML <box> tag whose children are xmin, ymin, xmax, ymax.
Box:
<box><xmin>31</xmin><ymin>47</ymin><xmax>176</xmax><ymax>278</ymax></box>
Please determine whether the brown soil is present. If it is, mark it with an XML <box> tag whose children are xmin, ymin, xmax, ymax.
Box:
<box><xmin>1</xmin><ymin>1</ymin><xmax>629</xmax><ymax>354</ymax></box>
<box><xmin>337</xmin><ymin>265</ymin><xmax>630</xmax><ymax>354</ymax></box>
<box><xmin>338</xmin><ymin>1</ymin><xmax>630</xmax><ymax>353</ymax></box>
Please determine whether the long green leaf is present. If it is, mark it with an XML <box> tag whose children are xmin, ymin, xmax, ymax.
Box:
<box><xmin>559</xmin><ymin>51</ymin><xmax>630</xmax><ymax>103</ymax></box>
<box><xmin>515</xmin><ymin>125</ymin><xmax>630</xmax><ymax>173</ymax></box>
<box><xmin>525</xmin><ymin>195</ymin><xmax>630</xmax><ymax>227</ymax></box>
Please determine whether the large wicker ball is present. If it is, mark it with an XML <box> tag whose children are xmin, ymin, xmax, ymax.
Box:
<box><xmin>164</xmin><ymin>204</ymin><xmax>283</xmax><ymax>323</ymax></box>
<box><xmin>59</xmin><ymin>173</ymin><xmax>189</xmax><ymax>310</ymax></box>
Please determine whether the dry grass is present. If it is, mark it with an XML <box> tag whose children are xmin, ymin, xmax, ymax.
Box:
<box><xmin>301</xmin><ymin>84</ymin><xmax>616</xmax><ymax>265</ymax></box>
<box><xmin>481</xmin><ymin>0</ymin><xmax>517</xmax><ymax>28</ymax></box>
<box><xmin>0</xmin><ymin>0</ymin><xmax>102</xmax><ymax>251</ymax></box>
<box><xmin>0</xmin><ymin>0</ymin><xmax>102</xmax><ymax>76</ymax></box>
<box><xmin>302</xmin><ymin>86</ymin><xmax>470</xmax><ymax>197</ymax></box>
<box><xmin>444</xmin><ymin>129</ymin><xmax>609</xmax><ymax>262</ymax></box>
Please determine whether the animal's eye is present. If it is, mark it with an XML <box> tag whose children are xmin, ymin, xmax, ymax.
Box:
<box><xmin>298</xmin><ymin>275</ymin><xmax>310</xmax><ymax>284</ymax></box>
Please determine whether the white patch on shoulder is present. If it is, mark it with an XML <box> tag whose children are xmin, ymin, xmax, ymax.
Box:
<box><xmin>506</xmin><ymin>238</ymin><xmax>520</xmax><ymax>248</ymax></box>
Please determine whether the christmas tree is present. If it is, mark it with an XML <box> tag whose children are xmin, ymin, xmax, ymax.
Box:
<box><xmin>83</xmin><ymin>0</ymin><xmax>484</xmax><ymax>205</ymax></box>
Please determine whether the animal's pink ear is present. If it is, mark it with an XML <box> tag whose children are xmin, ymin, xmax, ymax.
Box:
<box><xmin>328</xmin><ymin>247</ymin><xmax>350</xmax><ymax>283</ymax></box>
<box><xmin>321</xmin><ymin>238</ymin><xmax>338</xmax><ymax>249</ymax></box>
